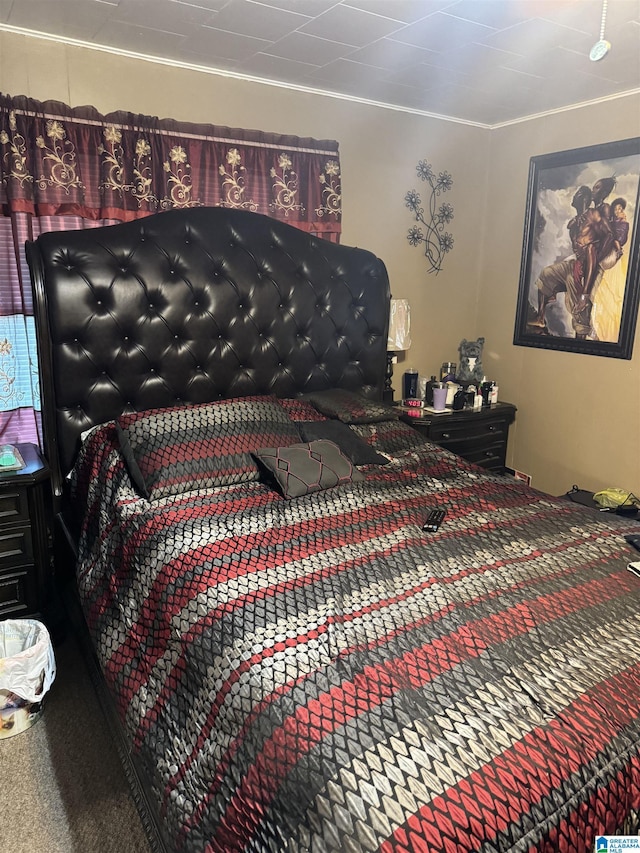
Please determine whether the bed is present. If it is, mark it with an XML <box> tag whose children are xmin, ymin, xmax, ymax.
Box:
<box><xmin>26</xmin><ymin>206</ymin><xmax>640</xmax><ymax>853</ymax></box>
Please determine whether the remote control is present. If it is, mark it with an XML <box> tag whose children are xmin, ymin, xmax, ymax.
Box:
<box><xmin>422</xmin><ymin>508</ymin><xmax>447</xmax><ymax>532</ymax></box>
<box><xmin>625</xmin><ymin>534</ymin><xmax>640</xmax><ymax>552</ymax></box>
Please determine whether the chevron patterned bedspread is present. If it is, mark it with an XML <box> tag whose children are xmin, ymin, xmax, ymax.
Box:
<box><xmin>72</xmin><ymin>413</ymin><xmax>640</xmax><ymax>853</ymax></box>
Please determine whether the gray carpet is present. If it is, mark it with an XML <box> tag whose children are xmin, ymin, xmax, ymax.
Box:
<box><xmin>0</xmin><ymin>628</ymin><xmax>151</xmax><ymax>853</ymax></box>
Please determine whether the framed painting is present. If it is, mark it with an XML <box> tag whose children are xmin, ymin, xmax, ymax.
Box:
<box><xmin>513</xmin><ymin>137</ymin><xmax>640</xmax><ymax>359</ymax></box>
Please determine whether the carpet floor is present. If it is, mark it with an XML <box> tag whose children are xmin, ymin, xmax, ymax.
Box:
<box><xmin>0</xmin><ymin>626</ymin><xmax>151</xmax><ymax>853</ymax></box>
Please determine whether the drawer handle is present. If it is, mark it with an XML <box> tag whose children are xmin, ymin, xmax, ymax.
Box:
<box><xmin>488</xmin><ymin>425</ymin><xmax>497</xmax><ymax>432</ymax></box>
<box><xmin>442</xmin><ymin>432</ymin><xmax>451</xmax><ymax>439</ymax></box>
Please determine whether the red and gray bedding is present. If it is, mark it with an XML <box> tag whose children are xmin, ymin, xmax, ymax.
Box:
<box><xmin>70</xmin><ymin>394</ymin><xmax>640</xmax><ymax>853</ymax></box>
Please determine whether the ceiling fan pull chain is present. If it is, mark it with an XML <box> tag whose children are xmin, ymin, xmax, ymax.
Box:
<box><xmin>589</xmin><ymin>0</ymin><xmax>611</xmax><ymax>61</ymax></box>
<box><xmin>600</xmin><ymin>0</ymin><xmax>608</xmax><ymax>40</ymax></box>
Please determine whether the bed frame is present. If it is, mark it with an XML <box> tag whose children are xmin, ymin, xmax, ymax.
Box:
<box><xmin>26</xmin><ymin>206</ymin><xmax>390</xmax><ymax>851</ymax></box>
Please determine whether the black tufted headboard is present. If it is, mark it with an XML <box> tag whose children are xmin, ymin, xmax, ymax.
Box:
<box><xmin>26</xmin><ymin>207</ymin><xmax>390</xmax><ymax>499</ymax></box>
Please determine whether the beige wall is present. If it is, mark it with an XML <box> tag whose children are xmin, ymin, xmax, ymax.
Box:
<box><xmin>2</xmin><ymin>30</ymin><xmax>639</xmax><ymax>497</ymax></box>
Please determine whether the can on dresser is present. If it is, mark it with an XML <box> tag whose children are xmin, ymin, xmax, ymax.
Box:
<box><xmin>440</xmin><ymin>362</ymin><xmax>456</xmax><ymax>383</ymax></box>
<box><xmin>403</xmin><ymin>369</ymin><xmax>418</xmax><ymax>399</ymax></box>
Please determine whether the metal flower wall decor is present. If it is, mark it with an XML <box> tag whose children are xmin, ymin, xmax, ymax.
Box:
<box><xmin>405</xmin><ymin>160</ymin><xmax>454</xmax><ymax>274</ymax></box>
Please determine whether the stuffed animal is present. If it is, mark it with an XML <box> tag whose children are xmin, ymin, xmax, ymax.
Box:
<box><xmin>457</xmin><ymin>337</ymin><xmax>485</xmax><ymax>385</ymax></box>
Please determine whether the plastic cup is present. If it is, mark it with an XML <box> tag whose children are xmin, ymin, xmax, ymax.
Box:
<box><xmin>432</xmin><ymin>386</ymin><xmax>447</xmax><ymax>411</ymax></box>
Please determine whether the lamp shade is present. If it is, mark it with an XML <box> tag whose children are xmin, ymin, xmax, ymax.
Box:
<box><xmin>387</xmin><ymin>298</ymin><xmax>411</xmax><ymax>352</ymax></box>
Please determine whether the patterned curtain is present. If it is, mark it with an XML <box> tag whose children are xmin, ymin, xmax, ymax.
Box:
<box><xmin>0</xmin><ymin>93</ymin><xmax>342</xmax><ymax>444</ymax></box>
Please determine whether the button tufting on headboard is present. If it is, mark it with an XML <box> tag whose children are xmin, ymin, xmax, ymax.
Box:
<box><xmin>26</xmin><ymin>207</ymin><xmax>390</xmax><ymax>497</ymax></box>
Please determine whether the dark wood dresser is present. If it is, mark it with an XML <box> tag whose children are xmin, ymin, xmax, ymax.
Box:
<box><xmin>0</xmin><ymin>443</ymin><xmax>52</xmax><ymax>619</ymax></box>
<box><xmin>400</xmin><ymin>401</ymin><xmax>517</xmax><ymax>473</ymax></box>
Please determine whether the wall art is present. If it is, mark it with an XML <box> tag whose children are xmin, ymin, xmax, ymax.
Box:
<box><xmin>405</xmin><ymin>160</ymin><xmax>454</xmax><ymax>274</ymax></box>
<box><xmin>513</xmin><ymin>137</ymin><xmax>640</xmax><ymax>359</ymax></box>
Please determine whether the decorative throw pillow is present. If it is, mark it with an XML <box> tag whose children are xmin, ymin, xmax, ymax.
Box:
<box><xmin>254</xmin><ymin>440</ymin><xmax>364</xmax><ymax>499</ymax></box>
<box><xmin>277</xmin><ymin>397</ymin><xmax>328</xmax><ymax>423</ymax></box>
<box><xmin>299</xmin><ymin>420</ymin><xmax>389</xmax><ymax>466</ymax></box>
<box><xmin>117</xmin><ymin>396</ymin><xmax>300</xmax><ymax>500</ymax></box>
<box><xmin>303</xmin><ymin>389</ymin><xmax>399</xmax><ymax>424</ymax></box>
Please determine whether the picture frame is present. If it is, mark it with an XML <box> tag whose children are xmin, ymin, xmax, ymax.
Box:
<box><xmin>513</xmin><ymin>137</ymin><xmax>640</xmax><ymax>359</ymax></box>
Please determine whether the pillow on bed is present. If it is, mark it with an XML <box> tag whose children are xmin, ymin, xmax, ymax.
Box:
<box><xmin>299</xmin><ymin>420</ymin><xmax>389</xmax><ymax>466</ymax></box>
<box><xmin>116</xmin><ymin>396</ymin><xmax>300</xmax><ymax>500</ymax></box>
<box><xmin>277</xmin><ymin>397</ymin><xmax>328</xmax><ymax>423</ymax></box>
<box><xmin>303</xmin><ymin>389</ymin><xmax>399</xmax><ymax>424</ymax></box>
<box><xmin>254</xmin><ymin>440</ymin><xmax>363</xmax><ymax>499</ymax></box>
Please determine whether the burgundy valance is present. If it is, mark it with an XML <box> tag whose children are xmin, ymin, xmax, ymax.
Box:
<box><xmin>0</xmin><ymin>94</ymin><xmax>342</xmax><ymax>237</ymax></box>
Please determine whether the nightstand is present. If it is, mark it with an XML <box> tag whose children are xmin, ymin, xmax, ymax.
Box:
<box><xmin>0</xmin><ymin>443</ymin><xmax>52</xmax><ymax>619</ymax></box>
<box><xmin>400</xmin><ymin>401</ymin><xmax>517</xmax><ymax>473</ymax></box>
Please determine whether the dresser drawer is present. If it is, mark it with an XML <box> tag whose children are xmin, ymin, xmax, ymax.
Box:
<box><xmin>0</xmin><ymin>525</ymin><xmax>34</xmax><ymax>567</ymax></box>
<box><xmin>428</xmin><ymin>416</ymin><xmax>509</xmax><ymax>446</ymax></box>
<box><xmin>463</xmin><ymin>443</ymin><xmax>508</xmax><ymax>471</ymax></box>
<box><xmin>0</xmin><ymin>488</ymin><xmax>30</xmax><ymax>525</ymax></box>
<box><xmin>0</xmin><ymin>565</ymin><xmax>33</xmax><ymax>616</ymax></box>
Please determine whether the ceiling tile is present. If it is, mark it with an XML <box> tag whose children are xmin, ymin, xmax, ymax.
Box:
<box><xmin>342</xmin><ymin>76</ymin><xmax>426</xmax><ymax>107</ymax></box>
<box><xmin>471</xmin><ymin>64</ymin><xmax>548</xmax><ymax>97</ymax></box>
<box><xmin>182</xmin><ymin>24</ymin><xmax>270</xmax><ymax>60</ymax></box>
<box><xmin>171</xmin><ymin>0</ymin><xmax>228</xmax><ymax>9</ymax></box>
<box><xmin>178</xmin><ymin>51</ymin><xmax>240</xmax><ymax>72</ymax></box>
<box><xmin>534</xmin><ymin>0</ymin><xmax>622</xmax><ymax>34</ymax></box>
<box><xmin>409</xmin><ymin>81</ymin><xmax>492</xmax><ymax>118</ymax></box>
<box><xmin>343</xmin><ymin>0</ymin><xmax>450</xmax><ymax>25</ymax></box>
<box><xmin>204</xmin><ymin>0</ymin><xmax>309</xmax><ymax>41</ymax></box>
<box><xmin>7</xmin><ymin>0</ymin><xmax>114</xmax><ymax>40</ymax></box>
<box><xmin>240</xmin><ymin>52</ymin><xmax>320</xmax><ymax>80</ymax></box>
<box><xmin>583</xmin><ymin>48</ymin><xmax>640</xmax><ymax>87</ymax></box>
<box><xmin>444</xmin><ymin>0</ymin><xmax>532</xmax><ymax>29</ymax></box>
<box><xmin>252</xmin><ymin>0</ymin><xmax>337</xmax><ymax>15</ymax></box>
<box><xmin>387</xmin><ymin>60</ymin><xmax>475</xmax><ymax>90</ymax></box>
<box><xmin>425</xmin><ymin>41</ymin><xmax>523</xmax><ymax>75</ymax></box>
<box><xmin>109</xmin><ymin>0</ymin><xmax>216</xmax><ymax>32</ymax></box>
<box><xmin>94</xmin><ymin>18</ymin><xmax>187</xmax><ymax>54</ymax></box>
<box><xmin>482</xmin><ymin>16</ymin><xmax>593</xmax><ymax>54</ymax></box>
<box><xmin>299</xmin><ymin>4</ymin><xmax>405</xmax><ymax>46</ymax></box>
<box><xmin>308</xmin><ymin>57</ymin><xmax>389</xmax><ymax>85</ymax></box>
<box><xmin>502</xmin><ymin>46</ymin><xmax>579</xmax><ymax>79</ymax></box>
<box><xmin>263</xmin><ymin>30</ymin><xmax>355</xmax><ymax>64</ymax></box>
<box><xmin>347</xmin><ymin>38</ymin><xmax>439</xmax><ymax>70</ymax></box>
<box><xmin>567</xmin><ymin>70</ymin><xmax>636</xmax><ymax>100</ymax></box>
<box><xmin>392</xmin><ymin>10</ymin><xmax>496</xmax><ymax>51</ymax></box>
<box><xmin>0</xmin><ymin>0</ymin><xmax>13</xmax><ymax>24</ymax></box>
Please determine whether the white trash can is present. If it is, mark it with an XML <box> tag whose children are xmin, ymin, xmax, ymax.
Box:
<box><xmin>0</xmin><ymin>619</ymin><xmax>56</xmax><ymax>739</ymax></box>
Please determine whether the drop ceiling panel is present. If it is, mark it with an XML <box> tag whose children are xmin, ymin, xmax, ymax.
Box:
<box><xmin>299</xmin><ymin>4</ymin><xmax>407</xmax><ymax>45</ymax></box>
<box><xmin>346</xmin><ymin>38</ymin><xmax>439</xmax><ymax>70</ymax></box>
<box><xmin>345</xmin><ymin>0</ymin><xmax>451</xmax><ymax>24</ymax></box>
<box><xmin>263</xmin><ymin>30</ymin><xmax>355</xmax><ymax>64</ymax></box>
<box><xmin>183</xmin><ymin>25</ymin><xmax>270</xmax><ymax>60</ymax></box>
<box><xmin>95</xmin><ymin>19</ymin><xmax>188</xmax><ymax>54</ymax></box>
<box><xmin>393</xmin><ymin>11</ymin><xmax>496</xmax><ymax>51</ymax></box>
<box><xmin>205</xmin><ymin>0</ymin><xmax>309</xmax><ymax>41</ymax></box>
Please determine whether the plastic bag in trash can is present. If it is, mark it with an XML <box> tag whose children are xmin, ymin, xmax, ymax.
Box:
<box><xmin>0</xmin><ymin>619</ymin><xmax>56</xmax><ymax>737</ymax></box>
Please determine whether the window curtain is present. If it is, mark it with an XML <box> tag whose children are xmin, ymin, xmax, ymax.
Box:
<box><xmin>0</xmin><ymin>93</ymin><xmax>342</xmax><ymax>444</ymax></box>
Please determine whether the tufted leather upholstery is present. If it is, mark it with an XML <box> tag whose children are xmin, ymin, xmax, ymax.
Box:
<box><xmin>26</xmin><ymin>207</ymin><xmax>390</xmax><ymax>495</ymax></box>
